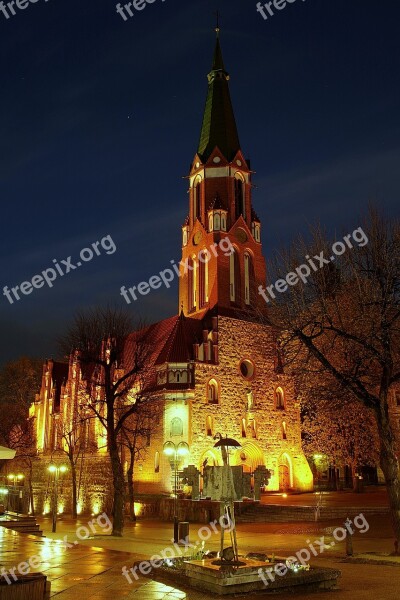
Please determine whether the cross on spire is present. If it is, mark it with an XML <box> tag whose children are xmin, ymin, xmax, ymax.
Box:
<box><xmin>215</xmin><ymin>10</ymin><xmax>220</xmax><ymax>36</ymax></box>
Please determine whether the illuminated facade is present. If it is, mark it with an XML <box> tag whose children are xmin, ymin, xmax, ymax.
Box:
<box><xmin>30</xmin><ymin>32</ymin><xmax>313</xmax><ymax>514</ymax></box>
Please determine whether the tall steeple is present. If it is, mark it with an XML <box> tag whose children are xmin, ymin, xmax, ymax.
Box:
<box><xmin>179</xmin><ymin>28</ymin><xmax>266</xmax><ymax>318</ymax></box>
<box><xmin>197</xmin><ymin>30</ymin><xmax>241</xmax><ymax>163</ymax></box>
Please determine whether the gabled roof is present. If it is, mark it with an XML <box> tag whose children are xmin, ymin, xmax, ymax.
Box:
<box><xmin>155</xmin><ymin>311</ymin><xmax>204</xmax><ymax>365</ymax></box>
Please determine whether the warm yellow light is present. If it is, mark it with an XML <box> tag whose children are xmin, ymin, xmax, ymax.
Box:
<box><xmin>282</xmin><ymin>493</ymin><xmax>288</xmax><ymax>498</ymax></box>
<box><xmin>163</xmin><ymin>441</ymin><xmax>175</xmax><ymax>456</ymax></box>
<box><xmin>17</xmin><ymin>474</ymin><xmax>24</xmax><ymax>480</ymax></box>
<box><xmin>7</xmin><ymin>474</ymin><xmax>14</xmax><ymax>480</ymax></box>
<box><xmin>77</xmin><ymin>502</ymin><xmax>83</xmax><ymax>515</ymax></box>
<box><xmin>134</xmin><ymin>502</ymin><xmax>143</xmax><ymax>517</ymax></box>
<box><xmin>48</xmin><ymin>464</ymin><xmax>67</xmax><ymax>473</ymax></box>
<box><xmin>177</xmin><ymin>442</ymin><xmax>190</xmax><ymax>456</ymax></box>
<box><xmin>313</xmin><ymin>454</ymin><xmax>323</xmax><ymax>459</ymax></box>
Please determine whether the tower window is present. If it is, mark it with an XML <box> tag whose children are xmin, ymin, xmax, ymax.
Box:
<box><xmin>282</xmin><ymin>422</ymin><xmax>287</xmax><ymax>440</ymax></box>
<box><xmin>187</xmin><ymin>257</ymin><xmax>197</xmax><ymax>311</ymax></box>
<box><xmin>198</xmin><ymin>257</ymin><xmax>206</xmax><ymax>308</ymax></box>
<box><xmin>170</xmin><ymin>417</ymin><xmax>183</xmax><ymax>437</ymax></box>
<box><xmin>244</xmin><ymin>251</ymin><xmax>254</xmax><ymax>306</ymax></box>
<box><xmin>154</xmin><ymin>451</ymin><xmax>160</xmax><ymax>473</ymax></box>
<box><xmin>241</xmin><ymin>419</ymin><xmax>247</xmax><ymax>438</ymax></box>
<box><xmin>207</xmin><ymin>379</ymin><xmax>219</xmax><ymax>404</ymax></box>
<box><xmin>206</xmin><ymin>415</ymin><xmax>213</xmax><ymax>437</ymax></box>
<box><xmin>193</xmin><ymin>179</ymin><xmax>201</xmax><ymax>222</ymax></box>
<box><xmin>234</xmin><ymin>176</ymin><xmax>245</xmax><ymax>220</ymax></box>
<box><xmin>230</xmin><ymin>248</ymin><xmax>241</xmax><ymax>303</ymax></box>
<box><xmin>275</xmin><ymin>387</ymin><xmax>285</xmax><ymax>410</ymax></box>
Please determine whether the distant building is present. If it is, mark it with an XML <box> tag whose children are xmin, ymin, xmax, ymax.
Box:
<box><xmin>29</xmin><ymin>32</ymin><xmax>313</xmax><ymax>515</ymax></box>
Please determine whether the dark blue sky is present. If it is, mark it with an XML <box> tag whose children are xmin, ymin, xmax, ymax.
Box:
<box><xmin>1</xmin><ymin>0</ymin><xmax>399</xmax><ymax>363</ymax></box>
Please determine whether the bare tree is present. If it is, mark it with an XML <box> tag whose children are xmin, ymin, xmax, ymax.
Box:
<box><xmin>59</xmin><ymin>307</ymin><xmax>153</xmax><ymax>536</ymax></box>
<box><xmin>301</xmin><ymin>386</ymin><xmax>380</xmax><ymax>490</ymax></box>
<box><xmin>54</xmin><ymin>410</ymin><xmax>89</xmax><ymax>518</ymax></box>
<box><xmin>0</xmin><ymin>357</ymin><xmax>42</xmax><ymax>515</ymax></box>
<box><xmin>257</xmin><ymin>208</ymin><xmax>400</xmax><ymax>550</ymax></box>
<box><xmin>120</xmin><ymin>403</ymin><xmax>160</xmax><ymax>521</ymax></box>
<box><xmin>0</xmin><ymin>357</ymin><xmax>42</xmax><ymax>409</ymax></box>
<box><xmin>0</xmin><ymin>412</ymin><xmax>37</xmax><ymax>514</ymax></box>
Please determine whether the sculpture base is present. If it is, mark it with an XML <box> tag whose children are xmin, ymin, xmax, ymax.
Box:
<box><xmin>184</xmin><ymin>558</ymin><xmax>340</xmax><ymax>595</ymax></box>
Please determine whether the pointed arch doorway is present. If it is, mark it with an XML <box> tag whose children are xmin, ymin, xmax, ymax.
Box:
<box><xmin>278</xmin><ymin>453</ymin><xmax>293</xmax><ymax>491</ymax></box>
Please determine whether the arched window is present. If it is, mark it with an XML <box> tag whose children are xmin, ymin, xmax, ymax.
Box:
<box><xmin>206</xmin><ymin>415</ymin><xmax>213</xmax><ymax>437</ymax></box>
<box><xmin>234</xmin><ymin>175</ymin><xmax>245</xmax><ymax>220</ymax></box>
<box><xmin>170</xmin><ymin>417</ymin><xmax>183</xmax><ymax>437</ymax></box>
<box><xmin>248</xmin><ymin>419</ymin><xmax>257</xmax><ymax>439</ymax></box>
<box><xmin>207</xmin><ymin>379</ymin><xmax>219</xmax><ymax>404</ymax></box>
<box><xmin>244</xmin><ymin>251</ymin><xmax>255</xmax><ymax>306</ymax></box>
<box><xmin>187</xmin><ymin>257</ymin><xmax>196</xmax><ymax>311</ymax></box>
<box><xmin>193</xmin><ymin>179</ymin><xmax>201</xmax><ymax>222</ymax></box>
<box><xmin>154</xmin><ymin>451</ymin><xmax>160</xmax><ymax>473</ymax></box>
<box><xmin>241</xmin><ymin>419</ymin><xmax>247</xmax><ymax>438</ymax></box>
<box><xmin>229</xmin><ymin>248</ymin><xmax>241</xmax><ymax>302</ymax></box>
<box><xmin>198</xmin><ymin>256</ymin><xmax>206</xmax><ymax>307</ymax></box>
<box><xmin>275</xmin><ymin>387</ymin><xmax>285</xmax><ymax>410</ymax></box>
<box><xmin>282</xmin><ymin>422</ymin><xmax>287</xmax><ymax>440</ymax></box>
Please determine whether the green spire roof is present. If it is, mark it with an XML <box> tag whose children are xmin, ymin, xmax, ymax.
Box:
<box><xmin>197</xmin><ymin>33</ymin><xmax>241</xmax><ymax>162</ymax></box>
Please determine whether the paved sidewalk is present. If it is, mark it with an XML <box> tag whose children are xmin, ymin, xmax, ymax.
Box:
<box><xmin>38</xmin><ymin>514</ymin><xmax>395</xmax><ymax>557</ymax></box>
<box><xmin>2</xmin><ymin>507</ymin><xmax>399</xmax><ymax>600</ymax></box>
<box><xmin>1</xmin><ymin>525</ymin><xmax>399</xmax><ymax>599</ymax></box>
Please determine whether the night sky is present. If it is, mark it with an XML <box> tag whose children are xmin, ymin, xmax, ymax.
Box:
<box><xmin>1</xmin><ymin>0</ymin><xmax>399</xmax><ymax>364</ymax></box>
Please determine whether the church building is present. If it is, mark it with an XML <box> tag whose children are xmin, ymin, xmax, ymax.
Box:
<box><xmin>30</xmin><ymin>31</ymin><xmax>313</xmax><ymax>516</ymax></box>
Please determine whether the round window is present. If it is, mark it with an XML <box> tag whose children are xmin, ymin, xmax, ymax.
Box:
<box><xmin>239</xmin><ymin>359</ymin><xmax>255</xmax><ymax>380</ymax></box>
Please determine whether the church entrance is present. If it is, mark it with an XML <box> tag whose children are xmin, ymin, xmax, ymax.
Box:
<box><xmin>278</xmin><ymin>453</ymin><xmax>292</xmax><ymax>491</ymax></box>
<box><xmin>279</xmin><ymin>465</ymin><xmax>290</xmax><ymax>491</ymax></box>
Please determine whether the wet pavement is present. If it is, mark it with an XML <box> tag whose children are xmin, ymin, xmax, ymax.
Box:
<box><xmin>1</xmin><ymin>495</ymin><xmax>399</xmax><ymax>600</ymax></box>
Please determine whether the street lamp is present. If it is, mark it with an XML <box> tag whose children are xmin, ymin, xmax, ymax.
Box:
<box><xmin>163</xmin><ymin>440</ymin><xmax>190</xmax><ymax>543</ymax></box>
<box><xmin>48</xmin><ymin>464</ymin><xmax>67</xmax><ymax>533</ymax></box>
<box><xmin>7</xmin><ymin>473</ymin><xmax>25</xmax><ymax>486</ymax></box>
<box><xmin>7</xmin><ymin>474</ymin><xmax>25</xmax><ymax>513</ymax></box>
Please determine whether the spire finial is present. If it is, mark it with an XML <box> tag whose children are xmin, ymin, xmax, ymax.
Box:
<box><xmin>215</xmin><ymin>10</ymin><xmax>220</xmax><ymax>36</ymax></box>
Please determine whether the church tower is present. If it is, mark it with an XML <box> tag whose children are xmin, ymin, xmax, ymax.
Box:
<box><xmin>179</xmin><ymin>30</ymin><xmax>267</xmax><ymax>317</ymax></box>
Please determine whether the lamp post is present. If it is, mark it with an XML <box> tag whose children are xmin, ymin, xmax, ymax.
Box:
<box><xmin>7</xmin><ymin>474</ymin><xmax>25</xmax><ymax>513</ymax></box>
<box><xmin>163</xmin><ymin>440</ymin><xmax>189</xmax><ymax>543</ymax></box>
<box><xmin>48</xmin><ymin>464</ymin><xmax>67</xmax><ymax>533</ymax></box>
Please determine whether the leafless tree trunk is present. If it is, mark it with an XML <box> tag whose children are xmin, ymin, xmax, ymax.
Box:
<box><xmin>59</xmin><ymin>307</ymin><xmax>152</xmax><ymax>537</ymax></box>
